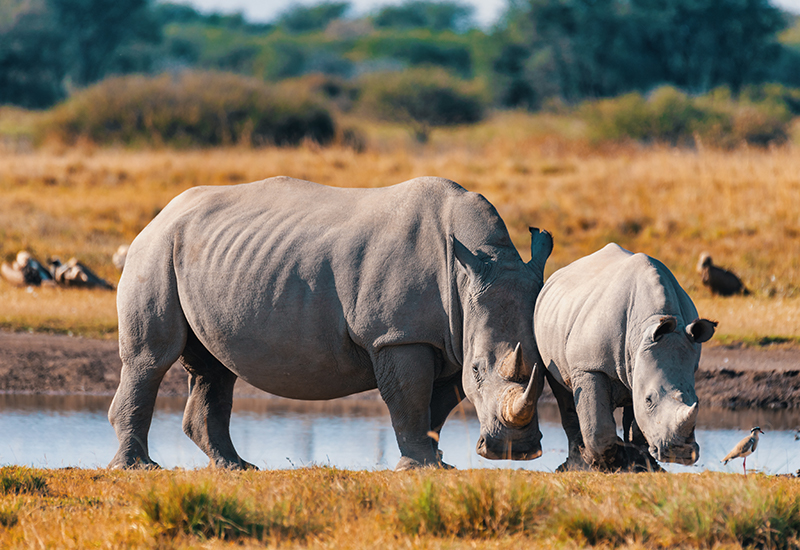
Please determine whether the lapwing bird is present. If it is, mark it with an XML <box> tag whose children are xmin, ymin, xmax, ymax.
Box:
<box><xmin>721</xmin><ymin>427</ymin><xmax>764</xmax><ymax>475</ymax></box>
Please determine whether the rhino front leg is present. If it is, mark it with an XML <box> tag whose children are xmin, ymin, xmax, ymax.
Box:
<box><xmin>375</xmin><ymin>344</ymin><xmax>440</xmax><ymax>471</ymax></box>
<box><xmin>547</xmin><ymin>373</ymin><xmax>589</xmax><ymax>472</ymax></box>
<box><xmin>622</xmin><ymin>406</ymin><xmax>663</xmax><ymax>472</ymax></box>
<box><xmin>573</xmin><ymin>371</ymin><xmax>624</xmax><ymax>471</ymax></box>
<box><xmin>429</xmin><ymin>373</ymin><xmax>464</xmax><ymax>466</ymax></box>
<box><xmin>180</xmin><ymin>331</ymin><xmax>255</xmax><ymax>470</ymax></box>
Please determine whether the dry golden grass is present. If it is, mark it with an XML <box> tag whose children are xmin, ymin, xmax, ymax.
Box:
<box><xmin>1</xmin><ymin>112</ymin><xmax>799</xmax><ymax>341</ymax></box>
<box><xmin>0</xmin><ymin>466</ymin><xmax>798</xmax><ymax>549</ymax></box>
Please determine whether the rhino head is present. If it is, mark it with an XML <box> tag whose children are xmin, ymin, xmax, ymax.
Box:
<box><xmin>632</xmin><ymin>316</ymin><xmax>717</xmax><ymax>465</ymax></box>
<box><xmin>454</xmin><ymin>229</ymin><xmax>552</xmax><ymax>461</ymax></box>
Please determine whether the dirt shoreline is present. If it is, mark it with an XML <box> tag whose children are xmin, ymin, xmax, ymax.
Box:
<box><xmin>1</xmin><ymin>330</ymin><xmax>798</xmax><ymax>409</ymax></box>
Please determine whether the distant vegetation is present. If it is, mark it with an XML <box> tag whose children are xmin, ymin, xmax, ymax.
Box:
<box><xmin>581</xmin><ymin>84</ymin><xmax>800</xmax><ymax>148</ymax></box>
<box><xmin>1</xmin><ymin>0</ymin><xmax>799</xmax><ymax>146</ymax></box>
<box><xmin>43</xmin><ymin>72</ymin><xmax>335</xmax><ymax>147</ymax></box>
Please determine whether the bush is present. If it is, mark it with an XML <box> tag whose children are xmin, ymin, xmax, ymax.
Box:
<box><xmin>41</xmin><ymin>71</ymin><xmax>336</xmax><ymax>147</ymax></box>
<box><xmin>358</xmin><ymin>68</ymin><xmax>486</xmax><ymax>141</ymax></box>
<box><xmin>581</xmin><ymin>85</ymin><xmax>794</xmax><ymax>148</ymax></box>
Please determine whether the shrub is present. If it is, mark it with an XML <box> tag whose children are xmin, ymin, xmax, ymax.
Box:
<box><xmin>358</xmin><ymin>67</ymin><xmax>486</xmax><ymax>142</ymax></box>
<box><xmin>581</xmin><ymin>85</ymin><xmax>794</xmax><ymax>148</ymax></box>
<box><xmin>41</xmin><ymin>71</ymin><xmax>336</xmax><ymax>147</ymax></box>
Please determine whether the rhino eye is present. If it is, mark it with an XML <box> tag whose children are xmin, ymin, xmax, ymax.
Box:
<box><xmin>472</xmin><ymin>363</ymin><xmax>480</xmax><ymax>375</ymax></box>
<box><xmin>644</xmin><ymin>393</ymin><xmax>656</xmax><ymax>412</ymax></box>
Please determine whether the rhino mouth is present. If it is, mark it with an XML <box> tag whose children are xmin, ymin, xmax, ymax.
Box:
<box><xmin>649</xmin><ymin>441</ymin><xmax>699</xmax><ymax>465</ymax></box>
<box><xmin>476</xmin><ymin>434</ymin><xmax>542</xmax><ymax>461</ymax></box>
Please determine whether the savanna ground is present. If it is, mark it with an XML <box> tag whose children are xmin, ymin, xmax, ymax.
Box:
<box><xmin>1</xmin><ymin>113</ymin><xmax>800</xmax><ymax>548</ymax></box>
<box><xmin>1</xmin><ymin>466</ymin><xmax>800</xmax><ymax>549</ymax></box>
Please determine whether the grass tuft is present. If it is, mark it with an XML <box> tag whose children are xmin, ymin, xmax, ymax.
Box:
<box><xmin>394</xmin><ymin>472</ymin><xmax>550</xmax><ymax>537</ymax></box>
<box><xmin>138</xmin><ymin>481</ymin><xmax>258</xmax><ymax>540</ymax></box>
<box><xmin>0</xmin><ymin>467</ymin><xmax>47</xmax><ymax>495</ymax></box>
<box><xmin>0</xmin><ymin>500</ymin><xmax>21</xmax><ymax>528</ymax></box>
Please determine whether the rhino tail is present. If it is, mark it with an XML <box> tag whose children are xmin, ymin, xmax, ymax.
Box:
<box><xmin>528</xmin><ymin>227</ymin><xmax>553</xmax><ymax>280</ymax></box>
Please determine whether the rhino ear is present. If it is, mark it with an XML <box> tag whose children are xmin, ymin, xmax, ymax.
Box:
<box><xmin>686</xmin><ymin>318</ymin><xmax>717</xmax><ymax>343</ymax></box>
<box><xmin>528</xmin><ymin>227</ymin><xmax>553</xmax><ymax>279</ymax></box>
<box><xmin>452</xmin><ymin>236</ymin><xmax>490</xmax><ymax>282</ymax></box>
<box><xmin>652</xmin><ymin>316</ymin><xmax>678</xmax><ymax>341</ymax></box>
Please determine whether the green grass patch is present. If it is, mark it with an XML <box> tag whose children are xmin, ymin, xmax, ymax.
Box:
<box><xmin>138</xmin><ymin>479</ymin><xmax>327</xmax><ymax>541</ymax></box>
<box><xmin>0</xmin><ymin>467</ymin><xmax>48</xmax><ymax>495</ymax></box>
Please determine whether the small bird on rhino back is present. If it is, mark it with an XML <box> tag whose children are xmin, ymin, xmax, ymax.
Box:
<box><xmin>697</xmin><ymin>253</ymin><xmax>750</xmax><ymax>296</ymax></box>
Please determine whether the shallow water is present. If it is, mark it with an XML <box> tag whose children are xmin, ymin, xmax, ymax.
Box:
<box><xmin>1</xmin><ymin>394</ymin><xmax>798</xmax><ymax>474</ymax></box>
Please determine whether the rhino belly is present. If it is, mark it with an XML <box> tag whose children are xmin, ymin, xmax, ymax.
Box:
<box><xmin>177</xmin><ymin>273</ymin><xmax>378</xmax><ymax>400</ymax></box>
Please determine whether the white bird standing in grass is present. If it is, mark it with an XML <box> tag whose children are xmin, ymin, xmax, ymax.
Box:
<box><xmin>721</xmin><ymin>427</ymin><xmax>764</xmax><ymax>475</ymax></box>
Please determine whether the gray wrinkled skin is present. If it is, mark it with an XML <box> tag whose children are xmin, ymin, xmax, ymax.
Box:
<box><xmin>108</xmin><ymin>176</ymin><xmax>552</xmax><ymax>471</ymax></box>
<box><xmin>534</xmin><ymin>243</ymin><xmax>716</xmax><ymax>471</ymax></box>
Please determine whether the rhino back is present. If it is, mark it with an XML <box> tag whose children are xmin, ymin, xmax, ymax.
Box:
<box><xmin>119</xmin><ymin>176</ymin><xmax>517</xmax><ymax>397</ymax></box>
<box><xmin>535</xmin><ymin>243</ymin><xmax>698</xmax><ymax>388</ymax></box>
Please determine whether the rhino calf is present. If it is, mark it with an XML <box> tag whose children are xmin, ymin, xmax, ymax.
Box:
<box><xmin>534</xmin><ymin>243</ymin><xmax>716</xmax><ymax>471</ymax></box>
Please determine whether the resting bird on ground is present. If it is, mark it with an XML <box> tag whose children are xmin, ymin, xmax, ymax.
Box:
<box><xmin>1</xmin><ymin>251</ymin><xmax>55</xmax><ymax>287</ymax></box>
<box><xmin>697</xmin><ymin>253</ymin><xmax>750</xmax><ymax>296</ymax></box>
<box><xmin>721</xmin><ymin>426</ymin><xmax>764</xmax><ymax>475</ymax></box>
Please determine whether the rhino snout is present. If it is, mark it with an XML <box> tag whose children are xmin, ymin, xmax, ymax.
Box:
<box><xmin>649</xmin><ymin>437</ymin><xmax>699</xmax><ymax>465</ymax></box>
<box><xmin>476</xmin><ymin>432</ymin><xmax>542</xmax><ymax>461</ymax></box>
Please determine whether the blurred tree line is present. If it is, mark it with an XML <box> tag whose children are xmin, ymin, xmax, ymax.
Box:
<box><xmin>1</xmin><ymin>0</ymin><xmax>798</xmax><ymax>113</ymax></box>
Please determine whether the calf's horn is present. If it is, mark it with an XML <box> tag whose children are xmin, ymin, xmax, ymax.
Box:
<box><xmin>498</xmin><ymin>343</ymin><xmax>531</xmax><ymax>381</ymax></box>
<box><xmin>501</xmin><ymin>363</ymin><xmax>540</xmax><ymax>428</ymax></box>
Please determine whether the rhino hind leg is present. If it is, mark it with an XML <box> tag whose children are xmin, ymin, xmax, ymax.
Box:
<box><xmin>108</xmin><ymin>367</ymin><xmax>169</xmax><ymax>469</ymax></box>
<box><xmin>374</xmin><ymin>344</ymin><xmax>442</xmax><ymax>470</ymax></box>
<box><xmin>180</xmin><ymin>331</ymin><xmax>256</xmax><ymax>470</ymax></box>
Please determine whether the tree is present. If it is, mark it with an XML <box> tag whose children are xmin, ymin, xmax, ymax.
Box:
<box><xmin>47</xmin><ymin>0</ymin><xmax>162</xmax><ymax>86</ymax></box>
<box><xmin>358</xmin><ymin>68</ymin><xmax>485</xmax><ymax>142</ymax></box>
<box><xmin>492</xmin><ymin>0</ymin><xmax>791</xmax><ymax>104</ymax></box>
<box><xmin>276</xmin><ymin>2</ymin><xmax>350</xmax><ymax>34</ymax></box>
<box><xmin>373</xmin><ymin>1</ymin><xmax>475</xmax><ymax>32</ymax></box>
<box><xmin>0</xmin><ymin>8</ymin><xmax>67</xmax><ymax>108</ymax></box>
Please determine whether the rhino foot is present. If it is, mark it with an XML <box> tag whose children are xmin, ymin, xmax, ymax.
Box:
<box><xmin>580</xmin><ymin>443</ymin><xmax>620</xmax><ymax>472</ymax></box>
<box><xmin>621</xmin><ymin>445</ymin><xmax>664</xmax><ymax>473</ymax></box>
<box><xmin>210</xmin><ymin>458</ymin><xmax>259</xmax><ymax>471</ymax></box>
<box><xmin>107</xmin><ymin>454</ymin><xmax>160</xmax><ymax>470</ymax></box>
<box><xmin>556</xmin><ymin>455</ymin><xmax>592</xmax><ymax>472</ymax></box>
<box><xmin>394</xmin><ymin>456</ymin><xmax>453</xmax><ymax>471</ymax></box>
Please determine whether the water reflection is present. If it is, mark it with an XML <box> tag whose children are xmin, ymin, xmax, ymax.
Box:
<box><xmin>0</xmin><ymin>394</ymin><xmax>798</xmax><ymax>474</ymax></box>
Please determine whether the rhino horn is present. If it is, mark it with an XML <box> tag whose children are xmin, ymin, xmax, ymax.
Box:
<box><xmin>497</xmin><ymin>343</ymin><xmax>531</xmax><ymax>381</ymax></box>
<box><xmin>502</xmin><ymin>363</ymin><xmax>540</xmax><ymax>428</ymax></box>
<box><xmin>676</xmin><ymin>402</ymin><xmax>699</xmax><ymax>437</ymax></box>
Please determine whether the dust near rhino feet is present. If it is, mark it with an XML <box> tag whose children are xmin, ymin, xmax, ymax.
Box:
<box><xmin>1</xmin><ymin>330</ymin><xmax>799</xmax><ymax>411</ymax></box>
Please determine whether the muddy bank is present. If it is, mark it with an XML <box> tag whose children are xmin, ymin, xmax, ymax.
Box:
<box><xmin>1</xmin><ymin>331</ymin><xmax>798</xmax><ymax>409</ymax></box>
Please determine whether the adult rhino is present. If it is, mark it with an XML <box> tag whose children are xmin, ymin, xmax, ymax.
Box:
<box><xmin>534</xmin><ymin>244</ymin><xmax>716</xmax><ymax>471</ymax></box>
<box><xmin>109</xmin><ymin>176</ymin><xmax>553</xmax><ymax>471</ymax></box>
